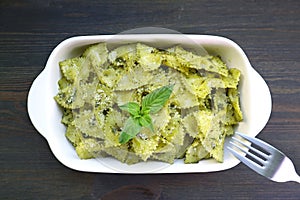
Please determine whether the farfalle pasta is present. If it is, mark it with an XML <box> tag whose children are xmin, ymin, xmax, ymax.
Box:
<box><xmin>54</xmin><ymin>42</ymin><xmax>243</xmax><ymax>164</ymax></box>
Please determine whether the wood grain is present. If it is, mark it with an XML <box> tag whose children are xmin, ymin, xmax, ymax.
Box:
<box><xmin>1</xmin><ymin>0</ymin><xmax>300</xmax><ymax>199</ymax></box>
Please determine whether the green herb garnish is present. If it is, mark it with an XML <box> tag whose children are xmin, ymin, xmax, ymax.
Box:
<box><xmin>119</xmin><ymin>85</ymin><xmax>174</xmax><ymax>144</ymax></box>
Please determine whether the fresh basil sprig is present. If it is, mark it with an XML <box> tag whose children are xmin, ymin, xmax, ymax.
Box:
<box><xmin>119</xmin><ymin>85</ymin><xmax>174</xmax><ymax>144</ymax></box>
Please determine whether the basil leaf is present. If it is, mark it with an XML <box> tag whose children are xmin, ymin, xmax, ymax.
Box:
<box><xmin>118</xmin><ymin>85</ymin><xmax>174</xmax><ymax>143</ymax></box>
<box><xmin>118</xmin><ymin>132</ymin><xmax>132</xmax><ymax>144</ymax></box>
<box><xmin>138</xmin><ymin>114</ymin><xmax>154</xmax><ymax>132</ymax></box>
<box><xmin>141</xmin><ymin>85</ymin><xmax>174</xmax><ymax>114</ymax></box>
<box><xmin>119</xmin><ymin>102</ymin><xmax>141</xmax><ymax>117</ymax></box>
<box><xmin>119</xmin><ymin>117</ymin><xmax>142</xmax><ymax>144</ymax></box>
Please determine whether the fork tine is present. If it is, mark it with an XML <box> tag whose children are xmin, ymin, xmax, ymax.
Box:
<box><xmin>235</xmin><ymin>132</ymin><xmax>280</xmax><ymax>155</ymax></box>
<box><xmin>230</xmin><ymin>137</ymin><xmax>267</xmax><ymax>166</ymax></box>
<box><xmin>227</xmin><ymin>145</ymin><xmax>265</xmax><ymax>175</ymax></box>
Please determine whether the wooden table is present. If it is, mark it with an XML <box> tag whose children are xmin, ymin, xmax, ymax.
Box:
<box><xmin>1</xmin><ymin>0</ymin><xmax>299</xmax><ymax>199</ymax></box>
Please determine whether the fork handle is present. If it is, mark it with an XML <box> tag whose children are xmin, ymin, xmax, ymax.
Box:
<box><xmin>285</xmin><ymin>159</ymin><xmax>300</xmax><ymax>183</ymax></box>
<box><xmin>273</xmin><ymin>157</ymin><xmax>300</xmax><ymax>183</ymax></box>
<box><xmin>294</xmin><ymin>177</ymin><xmax>300</xmax><ymax>183</ymax></box>
<box><xmin>292</xmin><ymin>173</ymin><xmax>300</xmax><ymax>183</ymax></box>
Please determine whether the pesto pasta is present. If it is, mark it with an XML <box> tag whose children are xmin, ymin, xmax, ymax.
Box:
<box><xmin>54</xmin><ymin>42</ymin><xmax>243</xmax><ymax>164</ymax></box>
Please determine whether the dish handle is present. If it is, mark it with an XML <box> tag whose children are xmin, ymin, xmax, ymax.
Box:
<box><xmin>248</xmin><ymin>67</ymin><xmax>272</xmax><ymax>135</ymax></box>
<box><xmin>27</xmin><ymin>70</ymin><xmax>51</xmax><ymax>138</ymax></box>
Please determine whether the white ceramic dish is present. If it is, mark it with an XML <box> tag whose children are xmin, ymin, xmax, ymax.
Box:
<box><xmin>27</xmin><ymin>34</ymin><xmax>272</xmax><ymax>173</ymax></box>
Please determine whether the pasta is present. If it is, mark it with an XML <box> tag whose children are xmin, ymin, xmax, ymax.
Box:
<box><xmin>54</xmin><ymin>42</ymin><xmax>243</xmax><ymax>165</ymax></box>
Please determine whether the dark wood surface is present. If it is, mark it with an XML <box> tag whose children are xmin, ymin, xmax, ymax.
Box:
<box><xmin>1</xmin><ymin>0</ymin><xmax>300</xmax><ymax>199</ymax></box>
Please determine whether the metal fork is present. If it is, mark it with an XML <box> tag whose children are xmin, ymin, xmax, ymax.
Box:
<box><xmin>227</xmin><ymin>132</ymin><xmax>300</xmax><ymax>183</ymax></box>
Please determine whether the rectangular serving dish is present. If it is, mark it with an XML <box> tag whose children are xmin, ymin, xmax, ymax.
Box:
<box><xmin>27</xmin><ymin>34</ymin><xmax>271</xmax><ymax>173</ymax></box>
